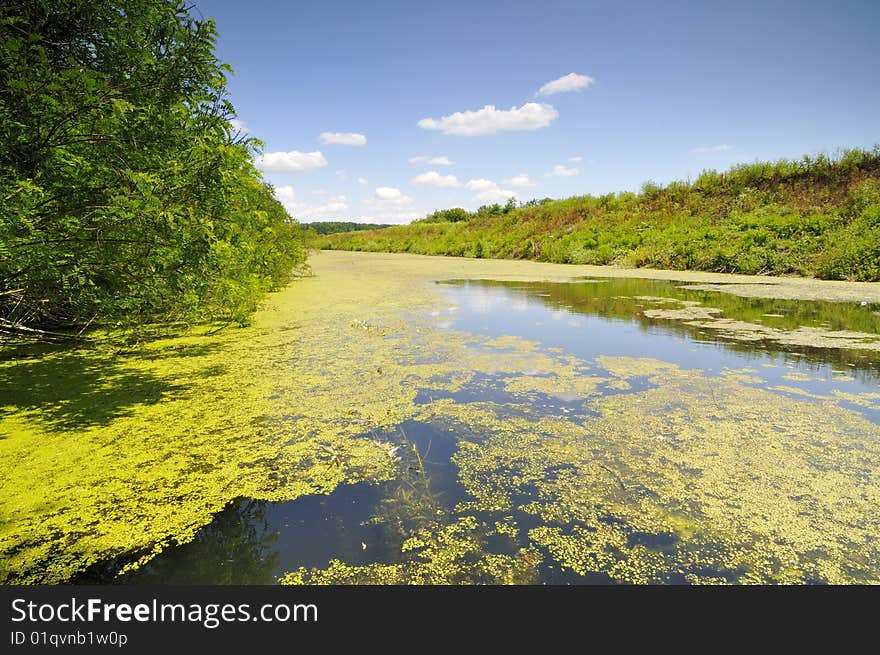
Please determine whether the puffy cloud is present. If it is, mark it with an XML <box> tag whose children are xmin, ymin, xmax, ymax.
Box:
<box><xmin>374</xmin><ymin>187</ymin><xmax>413</xmax><ymax>206</ymax></box>
<box><xmin>690</xmin><ymin>144</ymin><xmax>733</xmax><ymax>154</ymax></box>
<box><xmin>362</xmin><ymin>187</ymin><xmax>416</xmax><ymax>221</ymax></box>
<box><xmin>504</xmin><ymin>173</ymin><xmax>535</xmax><ymax>187</ymax></box>
<box><xmin>375</xmin><ymin>186</ymin><xmax>403</xmax><ymax>200</ymax></box>
<box><xmin>229</xmin><ymin>118</ymin><xmax>249</xmax><ymax>133</ymax></box>
<box><xmin>274</xmin><ymin>185</ymin><xmax>296</xmax><ymax>208</ymax></box>
<box><xmin>357</xmin><ymin>177</ymin><xmax>369</xmax><ymax>185</ymax></box>
<box><xmin>309</xmin><ymin>196</ymin><xmax>349</xmax><ymax>214</ymax></box>
<box><xmin>272</xmin><ymin>185</ymin><xmax>349</xmax><ymax>219</ymax></box>
<box><xmin>537</xmin><ymin>72</ymin><xmax>594</xmax><ymax>96</ymax></box>
<box><xmin>418</xmin><ymin>102</ymin><xmax>558</xmax><ymax>136</ymax></box>
<box><xmin>412</xmin><ymin>171</ymin><xmax>461</xmax><ymax>187</ymax></box>
<box><xmin>475</xmin><ymin>188</ymin><xmax>517</xmax><ymax>203</ymax></box>
<box><xmin>466</xmin><ymin>178</ymin><xmax>517</xmax><ymax>204</ymax></box>
<box><xmin>409</xmin><ymin>155</ymin><xmax>453</xmax><ymax>166</ymax></box>
<box><xmin>319</xmin><ymin>131</ymin><xmax>367</xmax><ymax>146</ymax></box>
<box><xmin>255</xmin><ymin>150</ymin><xmax>327</xmax><ymax>172</ymax></box>
<box><xmin>549</xmin><ymin>164</ymin><xmax>579</xmax><ymax>177</ymax></box>
<box><xmin>477</xmin><ymin>189</ymin><xmax>516</xmax><ymax>203</ymax></box>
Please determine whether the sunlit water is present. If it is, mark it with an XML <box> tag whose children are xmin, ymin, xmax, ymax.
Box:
<box><xmin>106</xmin><ymin>277</ymin><xmax>880</xmax><ymax>584</ymax></box>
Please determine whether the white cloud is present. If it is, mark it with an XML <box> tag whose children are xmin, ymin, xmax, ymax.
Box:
<box><xmin>409</xmin><ymin>155</ymin><xmax>453</xmax><ymax>166</ymax></box>
<box><xmin>335</xmin><ymin>169</ymin><xmax>348</xmax><ymax>180</ymax></box>
<box><xmin>465</xmin><ymin>178</ymin><xmax>517</xmax><ymax>204</ymax></box>
<box><xmin>361</xmin><ymin>187</ymin><xmax>416</xmax><ymax>221</ymax></box>
<box><xmin>309</xmin><ymin>196</ymin><xmax>349</xmax><ymax>214</ymax></box>
<box><xmin>504</xmin><ymin>173</ymin><xmax>535</xmax><ymax>187</ymax></box>
<box><xmin>319</xmin><ymin>131</ymin><xmax>367</xmax><ymax>146</ymax></box>
<box><xmin>690</xmin><ymin>144</ymin><xmax>733</xmax><ymax>154</ymax></box>
<box><xmin>412</xmin><ymin>171</ymin><xmax>461</xmax><ymax>188</ymax></box>
<box><xmin>375</xmin><ymin>186</ymin><xmax>403</xmax><ymax>200</ymax></box>
<box><xmin>568</xmin><ymin>156</ymin><xmax>583</xmax><ymax>162</ymax></box>
<box><xmin>272</xmin><ymin>185</ymin><xmax>349</xmax><ymax>219</ymax></box>
<box><xmin>374</xmin><ymin>187</ymin><xmax>413</xmax><ymax>206</ymax></box>
<box><xmin>537</xmin><ymin>72</ymin><xmax>594</xmax><ymax>96</ymax></box>
<box><xmin>255</xmin><ymin>150</ymin><xmax>327</xmax><ymax>172</ymax></box>
<box><xmin>549</xmin><ymin>164</ymin><xmax>579</xmax><ymax>177</ymax></box>
<box><xmin>230</xmin><ymin>118</ymin><xmax>249</xmax><ymax>133</ymax></box>
<box><xmin>418</xmin><ymin>102</ymin><xmax>558</xmax><ymax>136</ymax></box>
<box><xmin>274</xmin><ymin>185</ymin><xmax>296</xmax><ymax>208</ymax></box>
<box><xmin>357</xmin><ymin>177</ymin><xmax>368</xmax><ymax>185</ymax></box>
<box><xmin>475</xmin><ymin>188</ymin><xmax>517</xmax><ymax>203</ymax></box>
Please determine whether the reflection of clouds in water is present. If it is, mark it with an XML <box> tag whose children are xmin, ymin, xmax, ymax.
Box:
<box><xmin>465</xmin><ymin>287</ymin><xmax>508</xmax><ymax>313</ymax></box>
<box><xmin>435</xmin><ymin>321</ymin><xmax>453</xmax><ymax>329</ymax></box>
<box><xmin>553</xmin><ymin>309</ymin><xmax>566</xmax><ymax>321</ymax></box>
<box><xmin>567</xmin><ymin>319</ymin><xmax>582</xmax><ymax>327</ymax></box>
<box><xmin>448</xmin><ymin>305</ymin><xmax>460</xmax><ymax>313</ymax></box>
<box><xmin>461</xmin><ymin>288</ymin><xmax>530</xmax><ymax>314</ymax></box>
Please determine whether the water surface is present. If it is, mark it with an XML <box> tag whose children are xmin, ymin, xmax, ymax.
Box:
<box><xmin>118</xmin><ymin>276</ymin><xmax>880</xmax><ymax>584</ymax></box>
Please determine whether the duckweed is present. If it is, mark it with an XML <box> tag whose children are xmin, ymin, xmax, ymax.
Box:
<box><xmin>4</xmin><ymin>251</ymin><xmax>879</xmax><ymax>584</ymax></box>
<box><xmin>279</xmin><ymin>516</ymin><xmax>539</xmax><ymax>584</ymax></box>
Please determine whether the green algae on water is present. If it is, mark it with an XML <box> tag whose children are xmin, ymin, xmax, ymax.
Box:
<box><xmin>279</xmin><ymin>516</ymin><xmax>539</xmax><ymax>585</ymax></box>
<box><xmin>3</xmin><ymin>251</ymin><xmax>880</xmax><ymax>584</ymax></box>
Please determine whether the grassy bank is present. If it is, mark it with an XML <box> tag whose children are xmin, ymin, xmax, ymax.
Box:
<box><xmin>319</xmin><ymin>148</ymin><xmax>880</xmax><ymax>281</ymax></box>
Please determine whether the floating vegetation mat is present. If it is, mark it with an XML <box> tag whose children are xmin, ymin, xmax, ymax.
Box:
<box><xmin>2</xmin><ymin>252</ymin><xmax>879</xmax><ymax>584</ymax></box>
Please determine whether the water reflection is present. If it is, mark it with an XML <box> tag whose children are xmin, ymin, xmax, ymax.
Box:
<box><xmin>121</xmin><ymin>421</ymin><xmax>464</xmax><ymax>584</ymax></box>
<box><xmin>439</xmin><ymin>277</ymin><xmax>880</xmax><ymax>383</ymax></box>
<box><xmin>125</xmin><ymin>498</ymin><xmax>279</xmax><ymax>584</ymax></box>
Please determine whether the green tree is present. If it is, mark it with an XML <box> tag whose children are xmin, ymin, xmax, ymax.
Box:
<box><xmin>305</xmin><ymin>221</ymin><xmax>392</xmax><ymax>235</ymax></box>
<box><xmin>0</xmin><ymin>0</ymin><xmax>306</xmax><ymax>335</ymax></box>
<box><xmin>421</xmin><ymin>207</ymin><xmax>470</xmax><ymax>223</ymax></box>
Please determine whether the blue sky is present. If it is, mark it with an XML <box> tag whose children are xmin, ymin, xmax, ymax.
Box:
<box><xmin>195</xmin><ymin>0</ymin><xmax>879</xmax><ymax>224</ymax></box>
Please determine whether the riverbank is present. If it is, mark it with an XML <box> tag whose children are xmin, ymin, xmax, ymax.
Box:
<box><xmin>319</xmin><ymin>148</ymin><xmax>880</xmax><ymax>282</ymax></box>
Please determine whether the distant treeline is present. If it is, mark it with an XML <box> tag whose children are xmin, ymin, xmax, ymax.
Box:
<box><xmin>305</xmin><ymin>221</ymin><xmax>392</xmax><ymax>235</ymax></box>
<box><xmin>0</xmin><ymin>0</ymin><xmax>308</xmax><ymax>338</ymax></box>
<box><xmin>321</xmin><ymin>148</ymin><xmax>880</xmax><ymax>281</ymax></box>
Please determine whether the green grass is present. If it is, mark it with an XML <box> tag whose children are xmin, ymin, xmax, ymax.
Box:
<box><xmin>320</xmin><ymin>147</ymin><xmax>880</xmax><ymax>281</ymax></box>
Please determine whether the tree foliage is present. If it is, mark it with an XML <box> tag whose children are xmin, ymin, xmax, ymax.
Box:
<box><xmin>0</xmin><ymin>0</ymin><xmax>307</xmax><ymax>335</ymax></box>
<box><xmin>418</xmin><ymin>207</ymin><xmax>471</xmax><ymax>223</ymax></box>
<box><xmin>304</xmin><ymin>221</ymin><xmax>392</xmax><ymax>235</ymax></box>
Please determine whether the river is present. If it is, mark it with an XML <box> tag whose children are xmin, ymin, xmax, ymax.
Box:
<box><xmin>2</xmin><ymin>251</ymin><xmax>879</xmax><ymax>584</ymax></box>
